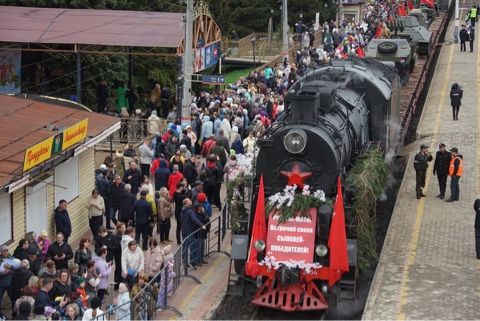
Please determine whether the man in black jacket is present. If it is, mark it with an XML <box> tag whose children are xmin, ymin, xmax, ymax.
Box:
<box><xmin>46</xmin><ymin>233</ymin><xmax>73</xmax><ymax>270</ymax></box>
<box><xmin>450</xmin><ymin>83</ymin><xmax>463</xmax><ymax>120</ymax></box>
<box><xmin>54</xmin><ymin>200</ymin><xmax>72</xmax><ymax>243</ymax></box>
<box><xmin>123</xmin><ymin>161</ymin><xmax>142</xmax><ymax>194</ymax></box>
<box><xmin>473</xmin><ymin>199</ymin><xmax>480</xmax><ymax>259</ymax></box>
<box><xmin>34</xmin><ymin>277</ymin><xmax>68</xmax><ymax>315</ymax></box>
<box><xmin>95</xmin><ymin>226</ymin><xmax>119</xmax><ymax>263</ymax></box>
<box><xmin>119</xmin><ymin>184</ymin><xmax>136</xmax><ymax>225</ymax></box>
<box><xmin>459</xmin><ymin>24</ymin><xmax>468</xmax><ymax>51</ymax></box>
<box><xmin>433</xmin><ymin>143</ymin><xmax>451</xmax><ymax>199</ymax></box>
<box><xmin>11</xmin><ymin>260</ymin><xmax>33</xmax><ymax>302</ymax></box>
<box><xmin>133</xmin><ymin>190</ymin><xmax>152</xmax><ymax>250</ymax></box>
<box><xmin>13</xmin><ymin>239</ymin><xmax>30</xmax><ymax>261</ymax></box>
<box><xmin>413</xmin><ymin>144</ymin><xmax>433</xmax><ymax>199</ymax></box>
<box><xmin>110</xmin><ymin>175</ymin><xmax>125</xmax><ymax>227</ymax></box>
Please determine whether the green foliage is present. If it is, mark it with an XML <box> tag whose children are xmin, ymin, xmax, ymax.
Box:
<box><xmin>226</xmin><ymin>175</ymin><xmax>252</xmax><ymax>233</ymax></box>
<box><xmin>346</xmin><ymin>150</ymin><xmax>389</xmax><ymax>272</ymax></box>
<box><xmin>266</xmin><ymin>192</ymin><xmax>328</xmax><ymax>224</ymax></box>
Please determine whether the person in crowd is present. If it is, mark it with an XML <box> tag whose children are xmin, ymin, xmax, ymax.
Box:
<box><xmin>14</xmin><ymin>300</ymin><xmax>31</xmax><ymax>320</ymax></box>
<box><xmin>114</xmin><ymin>81</ymin><xmax>128</xmax><ymax>114</ymax></box>
<box><xmin>165</xmin><ymin>135</ymin><xmax>180</xmax><ymax>160</ymax></box>
<box><xmin>64</xmin><ymin>303</ymin><xmax>81</xmax><ymax>320</ymax></box>
<box><xmin>446</xmin><ymin>147</ymin><xmax>463</xmax><ymax>202</ymax></box>
<box><xmin>168</xmin><ymin>164</ymin><xmax>184</xmax><ymax>200</ymax></box>
<box><xmin>74</xmin><ymin>238</ymin><xmax>92</xmax><ymax>274</ymax></box>
<box><xmin>155</xmin><ymin>159</ymin><xmax>171</xmax><ymax>191</ymax></box>
<box><xmin>121</xmin><ymin>240</ymin><xmax>144</xmax><ymax>289</ymax></box>
<box><xmin>127</xmin><ymin>81</ymin><xmax>139</xmax><ymax>115</ymax></box>
<box><xmin>114</xmin><ymin>283</ymin><xmax>131</xmax><ymax>321</ymax></box>
<box><xmin>85</xmin><ymin>261</ymin><xmax>100</xmax><ymax>298</ymax></box>
<box><xmin>11</xmin><ymin>259</ymin><xmax>33</xmax><ymax>303</ymax></box>
<box><xmin>95</xmin><ymin>165</ymin><xmax>111</xmax><ymax>229</ymax></box>
<box><xmin>47</xmin><ymin>232</ymin><xmax>73</xmax><ymax>270</ymax></box>
<box><xmin>173</xmin><ymin>183</ymin><xmax>188</xmax><ymax>245</ymax></box>
<box><xmin>113</xmin><ymin>222</ymin><xmax>125</xmax><ymax>291</ymax></box>
<box><xmin>26</xmin><ymin>246</ymin><xmax>42</xmax><ymax>276</ymax></box>
<box><xmin>95</xmin><ymin>226</ymin><xmax>118</xmax><ymax>264</ymax></box>
<box><xmin>181</xmin><ymin>199</ymin><xmax>206</xmax><ymax>268</ymax></box>
<box><xmin>161</xmin><ymin>85</ymin><xmax>171</xmax><ymax>118</ymax></box>
<box><xmin>158</xmin><ymin>187</ymin><xmax>173</xmax><ymax>243</ymax></box>
<box><xmin>93</xmin><ymin>247</ymin><xmax>113</xmax><ymax>303</ymax></box>
<box><xmin>69</xmin><ymin>263</ymin><xmax>80</xmax><ymax>290</ymax></box>
<box><xmin>133</xmin><ymin>190</ymin><xmax>152</xmax><ymax>250</ymax></box>
<box><xmin>54</xmin><ymin>200</ymin><xmax>72</xmax><ymax>243</ymax></box>
<box><xmin>143</xmin><ymin>187</ymin><xmax>158</xmax><ymax>237</ymax></box>
<box><xmin>139</xmin><ymin>140</ymin><xmax>154</xmax><ymax>179</ymax></box>
<box><xmin>119</xmin><ymin>184</ymin><xmax>136</xmax><ymax>226</ymax></box>
<box><xmin>183</xmin><ymin>154</ymin><xmax>199</xmax><ymax>186</ymax></box>
<box><xmin>144</xmin><ymin>238</ymin><xmax>163</xmax><ymax>282</ymax></box>
<box><xmin>37</xmin><ymin>230</ymin><xmax>51</xmax><ymax>259</ymax></box>
<box><xmin>147</xmin><ymin>110</ymin><xmax>161</xmax><ymax>135</ymax></box>
<box><xmin>194</xmin><ymin>198</ymin><xmax>210</xmax><ymax>266</ymax></box>
<box><xmin>201</xmin><ymin>134</ymin><xmax>216</xmax><ymax>157</ymax></box>
<box><xmin>123</xmin><ymin>161</ymin><xmax>142</xmax><ymax>195</ymax></box>
<box><xmin>87</xmin><ymin>189</ymin><xmax>105</xmax><ymax>239</ymax></box>
<box><xmin>413</xmin><ymin>144</ymin><xmax>433</xmax><ymax>199</ymax></box>
<box><xmin>50</xmin><ymin>269</ymin><xmax>72</xmax><ymax>300</ymax></box>
<box><xmin>130</xmin><ymin>273</ymin><xmax>157</xmax><ymax>320</ymax></box>
<box><xmin>450</xmin><ymin>83</ymin><xmax>463</xmax><ymax>121</ymax></box>
<box><xmin>204</xmin><ymin>154</ymin><xmax>223</xmax><ymax>208</ymax></box>
<box><xmin>141</xmin><ymin>176</ymin><xmax>154</xmax><ymax>196</ymax></box>
<box><xmin>121</xmin><ymin>226</ymin><xmax>136</xmax><ymax>253</ymax></box>
<box><xmin>460</xmin><ymin>24</ymin><xmax>468</xmax><ymax>51</ymax></box>
<box><xmin>82</xmin><ymin>296</ymin><xmax>104</xmax><ymax>321</ymax></box>
<box><xmin>75</xmin><ymin>277</ymin><xmax>89</xmax><ymax>311</ymax></box>
<box><xmin>110</xmin><ymin>175</ymin><xmax>125</xmax><ymax>228</ymax></box>
<box><xmin>39</xmin><ymin>260</ymin><xmax>56</xmax><ymax>279</ymax></box>
<box><xmin>96</xmin><ymin>79</ymin><xmax>109</xmax><ymax>114</ymax></box>
<box><xmin>34</xmin><ymin>277</ymin><xmax>68</xmax><ymax>316</ymax></box>
<box><xmin>433</xmin><ymin>143</ymin><xmax>451</xmax><ymax>199</ymax></box>
<box><xmin>149</xmin><ymin>84</ymin><xmax>161</xmax><ymax>116</ymax></box>
<box><xmin>13</xmin><ymin>239</ymin><xmax>30</xmax><ymax>261</ymax></box>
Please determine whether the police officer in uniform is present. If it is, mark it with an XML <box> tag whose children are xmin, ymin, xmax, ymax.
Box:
<box><xmin>446</xmin><ymin>147</ymin><xmax>463</xmax><ymax>202</ymax></box>
<box><xmin>414</xmin><ymin>144</ymin><xmax>433</xmax><ymax>199</ymax></box>
<box><xmin>433</xmin><ymin>143</ymin><xmax>451</xmax><ymax>199</ymax></box>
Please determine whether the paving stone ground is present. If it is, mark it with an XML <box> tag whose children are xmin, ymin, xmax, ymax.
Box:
<box><xmin>363</xmin><ymin>9</ymin><xmax>480</xmax><ymax>320</ymax></box>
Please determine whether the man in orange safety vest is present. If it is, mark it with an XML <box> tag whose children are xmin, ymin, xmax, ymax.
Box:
<box><xmin>446</xmin><ymin>147</ymin><xmax>463</xmax><ymax>202</ymax></box>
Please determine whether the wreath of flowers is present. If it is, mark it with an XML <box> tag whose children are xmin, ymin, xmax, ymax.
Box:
<box><xmin>266</xmin><ymin>184</ymin><xmax>327</xmax><ymax>223</ymax></box>
<box><xmin>259</xmin><ymin>255</ymin><xmax>323</xmax><ymax>274</ymax></box>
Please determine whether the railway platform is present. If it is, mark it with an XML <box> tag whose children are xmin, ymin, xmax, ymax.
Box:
<box><xmin>363</xmin><ymin>13</ymin><xmax>480</xmax><ymax>320</ymax></box>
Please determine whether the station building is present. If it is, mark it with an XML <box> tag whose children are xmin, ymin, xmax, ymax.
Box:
<box><xmin>0</xmin><ymin>95</ymin><xmax>119</xmax><ymax>250</ymax></box>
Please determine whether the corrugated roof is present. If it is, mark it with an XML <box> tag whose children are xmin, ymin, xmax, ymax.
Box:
<box><xmin>0</xmin><ymin>95</ymin><xmax>119</xmax><ymax>189</ymax></box>
<box><xmin>0</xmin><ymin>6</ymin><xmax>184</xmax><ymax>48</ymax></box>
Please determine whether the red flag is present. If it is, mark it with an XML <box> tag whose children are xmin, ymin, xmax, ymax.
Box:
<box><xmin>408</xmin><ymin>0</ymin><xmax>414</xmax><ymax>10</ymax></box>
<box><xmin>375</xmin><ymin>25</ymin><xmax>383</xmax><ymax>38</ymax></box>
<box><xmin>356</xmin><ymin>46</ymin><xmax>366</xmax><ymax>58</ymax></box>
<box><xmin>245</xmin><ymin>175</ymin><xmax>267</xmax><ymax>277</ymax></box>
<box><xmin>397</xmin><ymin>6</ymin><xmax>407</xmax><ymax>16</ymax></box>
<box><xmin>420</xmin><ymin>0</ymin><xmax>434</xmax><ymax>8</ymax></box>
<box><xmin>327</xmin><ymin>177</ymin><xmax>349</xmax><ymax>287</ymax></box>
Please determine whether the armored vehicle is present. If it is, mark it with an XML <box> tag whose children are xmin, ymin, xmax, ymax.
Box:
<box><xmin>409</xmin><ymin>9</ymin><xmax>431</xmax><ymax>28</ymax></box>
<box><xmin>398</xmin><ymin>16</ymin><xmax>432</xmax><ymax>56</ymax></box>
<box><xmin>364</xmin><ymin>39</ymin><xmax>413</xmax><ymax>85</ymax></box>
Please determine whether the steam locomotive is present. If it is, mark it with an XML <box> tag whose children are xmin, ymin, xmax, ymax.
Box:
<box><xmin>235</xmin><ymin>58</ymin><xmax>400</xmax><ymax>312</ymax></box>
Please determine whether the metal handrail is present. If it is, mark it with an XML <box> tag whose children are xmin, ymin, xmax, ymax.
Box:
<box><xmin>92</xmin><ymin>211</ymin><xmax>228</xmax><ymax>320</ymax></box>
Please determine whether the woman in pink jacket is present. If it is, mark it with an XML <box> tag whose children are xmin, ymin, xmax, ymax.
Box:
<box><xmin>143</xmin><ymin>238</ymin><xmax>163</xmax><ymax>283</ymax></box>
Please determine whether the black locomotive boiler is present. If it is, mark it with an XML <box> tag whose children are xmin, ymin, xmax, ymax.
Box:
<box><xmin>238</xmin><ymin>58</ymin><xmax>400</xmax><ymax>312</ymax></box>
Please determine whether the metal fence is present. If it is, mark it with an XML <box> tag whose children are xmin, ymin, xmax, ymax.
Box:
<box><xmin>93</xmin><ymin>208</ymin><xmax>229</xmax><ymax>320</ymax></box>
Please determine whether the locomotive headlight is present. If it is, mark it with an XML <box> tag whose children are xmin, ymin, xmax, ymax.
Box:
<box><xmin>283</xmin><ymin>129</ymin><xmax>307</xmax><ymax>154</ymax></box>
<box><xmin>315</xmin><ymin>244</ymin><xmax>328</xmax><ymax>257</ymax></box>
<box><xmin>254</xmin><ymin>240</ymin><xmax>266</xmax><ymax>252</ymax></box>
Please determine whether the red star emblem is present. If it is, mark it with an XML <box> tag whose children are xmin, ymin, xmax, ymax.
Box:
<box><xmin>280</xmin><ymin>163</ymin><xmax>312</xmax><ymax>189</ymax></box>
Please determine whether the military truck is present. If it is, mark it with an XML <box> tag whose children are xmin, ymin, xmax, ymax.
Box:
<box><xmin>397</xmin><ymin>16</ymin><xmax>432</xmax><ymax>56</ymax></box>
<box><xmin>364</xmin><ymin>39</ymin><xmax>413</xmax><ymax>85</ymax></box>
<box><xmin>409</xmin><ymin>9</ymin><xmax>431</xmax><ymax>28</ymax></box>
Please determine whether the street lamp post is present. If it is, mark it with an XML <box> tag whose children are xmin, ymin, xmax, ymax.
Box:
<box><xmin>281</xmin><ymin>0</ymin><xmax>289</xmax><ymax>60</ymax></box>
<box><xmin>251</xmin><ymin>36</ymin><xmax>257</xmax><ymax>68</ymax></box>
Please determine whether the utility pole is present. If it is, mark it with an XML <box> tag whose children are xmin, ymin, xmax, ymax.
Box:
<box><xmin>75</xmin><ymin>45</ymin><xmax>81</xmax><ymax>104</ymax></box>
<box><xmin>454</xmin><ymin>0</ymin><xmax>459</xmax><ymax>43</ymax></box>
<box><xmin>268</xmin><ymin>9</ymin><xmax>273</xmax><ymax>54</ymax></box>
<box><xmin>181</xmin><ymin>0</ymin><xmax>194</xmax><ymax>128</ymax></box>
<box><xmin>282</xmin><ymin>0</ymin><xmax>289</xmax><ymax>60</ymax></box>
